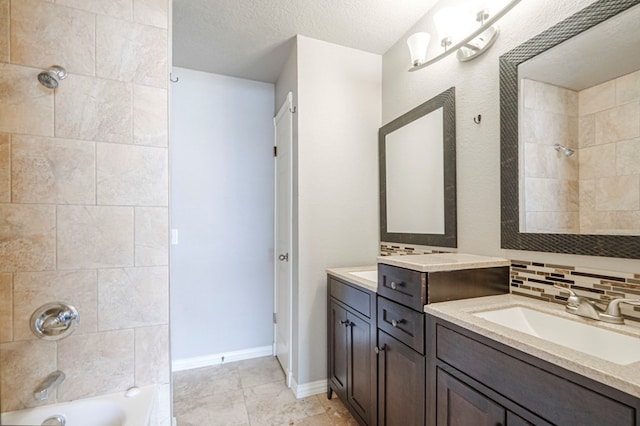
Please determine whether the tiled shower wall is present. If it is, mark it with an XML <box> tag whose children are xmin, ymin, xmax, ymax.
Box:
<box><xmin>0</xmin><ymin>0</ymin><xmax>170</xmax><ymax>422</ymax></box>
<box><xmin>578</xmin><ymin>69</ymin><xmax>640</xmax><ymax>234</ymax></box>
<box><xmin>521</xmin><ymin>78</ymin><xmax>579</xmax><ymax>233</ymax></box>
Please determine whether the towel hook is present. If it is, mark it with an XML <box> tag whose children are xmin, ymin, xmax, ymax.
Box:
<box><xmin>170</xmin><ymin>73</ymin><xmax>179</xmax><ymax>83</ymax></box>
<box><xmin>473</xmin><ymin>114</ymin><xmax>482</xmax><ymax>124</ymax></box>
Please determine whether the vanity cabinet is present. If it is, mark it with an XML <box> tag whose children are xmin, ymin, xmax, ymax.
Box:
<box><xmin>327</xmin><ymin>276</ymin><xmax>377</xmax><ymax>426</ymax></box>
<box><xmin>426</xmin><ymin>314</ymin><xmax>640</xmax><ymax>426</ymax></box>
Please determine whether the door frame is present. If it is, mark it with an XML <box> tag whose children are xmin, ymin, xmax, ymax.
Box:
<box><xmin>273</xmin><ymin>91</ymin><xmax>294</xmax><ymax>387</ymax></box>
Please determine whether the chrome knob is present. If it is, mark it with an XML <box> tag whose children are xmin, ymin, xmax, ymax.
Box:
<box><xmin>391</xmin><ymin>319</ymin><xmax>401</xmax><ymax>328</ymax></box>
<box><xmin>390</xmin><ymin>282</ymin><xmax>397</xmax><ymax>290</ymax></box>
<box><xmin>374</xmin><ymin>345</ymin><xmax>386</xmax><ymax>354</ymax></box>
<box><xmin>278</xmin><ymin>253</ymin><xmax>289</xmax><ymax>261</ymax></box>
<box><xmin>30</xmin><ymin>303</ymin><xmax>79</xmax><ymax>341</ymax></box>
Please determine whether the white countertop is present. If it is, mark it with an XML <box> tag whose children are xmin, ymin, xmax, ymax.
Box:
<box><xmin>425</xmin><ymin>294</ymin><xmax>640</xmax><ymax>399</ymax></box>
<box><xmin>326</xmin><ymin>266</ymin><xmax>377</xmax><ymax>292</ymax></box>
<box><xmin>378</xmin><ymin>253</ymin><xmax>510</xmax><ymax>272</ymax></box>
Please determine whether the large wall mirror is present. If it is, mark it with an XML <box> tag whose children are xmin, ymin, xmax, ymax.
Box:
<box><xmin>501</xmin><ymin>0</ymin><xmax>640</xmax><ymax>258</ymax></box>
<box><xmin>380</xmin><ymin>87</ymin><xmax>457</xmax><ymax>248</ymax></box>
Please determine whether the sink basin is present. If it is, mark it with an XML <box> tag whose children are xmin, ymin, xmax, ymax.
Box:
<box><xmin>349</xmin><ymin>270</ymin><xmax>377</xmax><ymax>282</ymax></box>
<box><xmin>473</xmin><ymin>306</ymin><xmax>640</xmax><ymax>365</ymax></box>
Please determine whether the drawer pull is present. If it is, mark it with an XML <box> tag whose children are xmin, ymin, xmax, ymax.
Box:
<box><xmin>391</xmin><ymin>319</ymin><xmax>404</xmax><ymax>328</ymax></box>
<box><xmin>374</xmin><ymin>345</ymin><xmax>386</xmax><ymax>354</ymax></box>
<box><xmin>390</xmin><ymin>281</ymin><xmax>398</xmax><ymax>290</ymax></box>
<box><xmin>340</xmin><ymin>319</ymin><xmax>349</xmax><ymax>326</ymax></box>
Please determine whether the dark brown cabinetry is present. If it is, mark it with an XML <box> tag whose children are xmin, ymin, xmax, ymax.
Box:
<box><xmin>427</xmin><ymin>314</ymin><xmax>640</xmax><ymax>426</ymax></box>
<box><xmin>327</xmin><ymin>276</ymin><xmax>376</xmax><ymax>426</ymax></box>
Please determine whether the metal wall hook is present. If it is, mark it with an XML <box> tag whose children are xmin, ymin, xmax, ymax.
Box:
<box><xmin>289</xmin><ymin>106</ymin><xmax>297</xmax><ymax>113</ymax></box>
<box><xmin>473</xmin><ymin>114</ymin><xmax>482</xmax><ymax>124</ymax></box>
<box><xmin>170</xmin><ymin>73</ymin><xmax>179</xmax><ymax>83</ymax></box>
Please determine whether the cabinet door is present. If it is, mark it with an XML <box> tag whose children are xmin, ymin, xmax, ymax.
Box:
<box><xmin>378</xmin><ymin>330</ymin><xmax>425</xmax><ymax>426</ymax></box>
<box><xmin>437</xmin><ymin>369</ymin><xmax>505</xmax><ymax>426</ymax></box>
<box><xmin>347</xmin><ymin>312</ymin><xmax>371</xmax><ymax>423</ymax></box>
<box><xmin>329</xmin><ymin>301</ymin><xmax>348</xmax><ymax>398</ymax></box>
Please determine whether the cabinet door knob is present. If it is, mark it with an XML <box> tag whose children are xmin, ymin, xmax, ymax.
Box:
<box><xmin>391</xmin><ymin>319</ymin><xmax>403</xmax><ymax>328</ymax></box>
<box><xmin>374</xmin><ymin>345</ymin><xmax>386</xmax><ymax>354</ymax></box>
<box><xmin>340</xmin><ymin>319</ymin><xmax>348</xmax><ymax>325</ymax></box>
<box><xmin>390</xmin><ymin>281</ymin><xmax>397</xmax><ymax>290</ymax></box>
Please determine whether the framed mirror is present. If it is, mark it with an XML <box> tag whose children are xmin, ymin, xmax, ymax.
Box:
<box><xmin>500</xmin><ymin>0</ymin><xmax>640</xmax><ymax>258</ymax></box>
<box><xmin>380</xmin><ymin>87</ymin><xmax>457</xmax><ymax>248</ymax></box>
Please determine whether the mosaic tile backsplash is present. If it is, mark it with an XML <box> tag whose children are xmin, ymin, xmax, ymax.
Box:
<box><xmin>510</xmin><ymin>260</ymin><xmax>640</xmax><ymax>323</ymax></box>
<box><xmin>380</xmin><ymin>242</ymin><xmax>450</xmax><ymax>256</ymax></box>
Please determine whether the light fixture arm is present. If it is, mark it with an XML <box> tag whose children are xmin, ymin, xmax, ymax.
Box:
<box><xmin>409</xmin><ymin>0</ymin><xmax>522</xmax><ymax>71</ymax></box>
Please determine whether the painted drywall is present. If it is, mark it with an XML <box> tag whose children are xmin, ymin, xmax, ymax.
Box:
<box><xmin>382</xmin><ymin>0</ymin><xmax>639</xmax><ymax>273</ymax></box>
<box><xmin>170</xmin><ymin>67</ymin><xmax>275</xmax><ymax>361</ymax></box>
<box><xmin>296</xmin><ymin>36</ymin><xmax>381</xmax><ymax>384</ymax></box>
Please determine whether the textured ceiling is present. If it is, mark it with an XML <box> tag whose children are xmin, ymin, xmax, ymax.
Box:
<box><xmin>173</xmin><ymin>0</ymin><xmax>438</xmax><ymax>83</ymax></box>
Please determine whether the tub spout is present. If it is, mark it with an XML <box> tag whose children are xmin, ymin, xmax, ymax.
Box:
<box><xmin>34</xmin><ymin>370</ymin><xmax>65</xmax><ymax>401</ymax></box>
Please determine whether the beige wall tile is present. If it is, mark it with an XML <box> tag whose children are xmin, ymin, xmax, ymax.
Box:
<box><xmin>97</xmin><ymin>266</ymin><xmax>168</xmax><ymax>330</ymax></box>
<box><xmin>57</xmin><ymin>330</ymin><xmax>134</xmax><ymax>401</ymax></box>
<box><xmin>0</xmin><ymin>0</ymin><xmax>8</xmax><ymax>62</ymax></box>
<box><xmin>523</xmin><ymin>142</ymin><xmax>577</xmax><ymax>180</ymax></box>
<box><xmin>579</xmin><ymin>80</ymin><xmax>615</xmax><ymax>116</ymax></box>
<box><xmin>96</xmin><ymin>15</ymin><xmax>167</xmax><ymax>88</ymax></box>
<box><xmin>595</xmin><ymin>176</ymin><xmax>640</xmax><ymax>212</ymax></box>
<box><xmin>524</xmin><ymin>178</ymin><xmax>578</xmax><ymax>213</ymax></box>
<box><xmin>0</xmin><ymin>204</ymin><xmax>56</xmax><ymax>273</ymax></box>
<box><xmin>616</xmin><ymin>137</ymin><xmax>640</xmax><ymax>176</ymax></box>
<box><xmin>578</xmin><ymin>115</ymin><xmax>595</xmax><ymax>148</ymax></box>
<box><xmin>12</xmin><ymin>135</ymin><xmax>96</xmax><ymax>204</ymax></box>
<box><xmin>56</xmin><ymin>0</ymin><xmax>132</xmax><ymax>20</ymax></box>
<box><xmin>134</xmin><ymin>85</ymin><xmax>168</xmax><ymax>146</ymax></box>
<box><xmin>594</xmin><ymin>102</ymin><xmax>640</xmax><ymax>145</ymax></box>
<box><xmin>0</xmin><ymin>133</ymin><xmax>9</xmax><ymax>202</ymax></box>
<box><xmin>614</xmin><ymin>211</ymin><xmax>640</xmax><ymax>234</ymax></box>
<box><xmin>135</xmin><ymin>207</ymin><xmax>169</xmax><ymax>266</ymax></box>
<box><xmin>0</xmin><ymin>339</ymin><xmax>57</xmax><ymax>411</ymax></box>
<box><xmin>579</xmin><ymin>144</ymin><xmax>616</xmax><ymax>180</ymax></box>
<box><xmin>13</xmin><ymin>270</ymin><xmax>97</xmax><ymax>340</ymax></box>
<box><xmin>0</xmin><ymin>63</ymin><xmax>54</xmax><ymax>136</ymax></box>
<box><xmin>55</xmin><ymin>74</ymin><xmax>132</xmax><ymax>144</ymax></box>
<box><xmin>522</xmin><ymin>108</ymin><xmax>578</xmax><ymax>149</ymax></box>
<box><xmin>10</xmin><ymin>0</ymin><xmax>94</xmax><ymax>75</ymax></box>
<box><xmin>616</xmin><ymin>69</ymin><xmax>640</xmax><ymax>105</ymax></box>
<box><xmin>526</xmin><ymin>79</ymin><xmax>578</xmax><ymax>116</ymax></box>
<box><xmin>97</xmin><ymin>143</ymin><xmax>168</xmax><ymax>206</ymax></box>
<box><xmin>135</xmin><ymin>325</ymin><xmax>170</xmax><ymax>385</ymax></box>
<box><xmin>57</xmin><ymin>205</ymin><xmax>134</xmax><ymax>269</ymax></box>
<box><xmin>580</xmin><ymin>210</ymin><xmax>617</xmax><ymax>235</ymax></box>
<box><xmin>0</xmin><ymin>273</ymin><xmax>12</xmax><ymax>342</ymax></box>
<box><xmin>134</xmin><ymin>0</ymin><xmax>168</xmax><ymax>28</ymax></box>
<box><xmin>579</xmin><ymin>179</ymin><xmax>595</xmax><ymax>212</ymax></box>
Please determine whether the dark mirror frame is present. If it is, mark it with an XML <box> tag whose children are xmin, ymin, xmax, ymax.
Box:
<box><xmin>500</xmin><ymin>0</ymin><xmax>640</xmax><ymax>259</ymax></box>
<box><xmin>380</xmin><ymin>87</ymin><xmax>457</xmax><ymax>248</ymax></box>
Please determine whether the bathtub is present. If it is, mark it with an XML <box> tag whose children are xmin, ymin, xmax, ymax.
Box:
<box><xmin>0</xmin><ymin>385</ymin><xmax>156</xmax><ymax>426</ymax></box>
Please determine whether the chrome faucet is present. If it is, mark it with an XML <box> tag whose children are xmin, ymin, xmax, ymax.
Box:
<box><xmin>34</xmin><ymin>370</ymin><xmax>65</xmax><ymax>401</ymax></box>
<box><xmin>554</xmin><ymin>285</ymin><xmax>640</xmax><ymax>324</ymax></box>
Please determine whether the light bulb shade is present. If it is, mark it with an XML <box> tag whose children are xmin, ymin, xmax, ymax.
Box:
<box><xmin>407</xmin><ymin>32</ymin><xmax>431</xmax><ymax>66</ymax></box>
<box><xmin>433</xmin><ymin>7</ymin><xmax>467</xmax><ymax>46</ymax></box>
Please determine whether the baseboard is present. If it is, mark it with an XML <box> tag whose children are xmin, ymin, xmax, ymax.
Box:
<box><xmin>171</xmin><ymin>345</ymin><xmax>273</xmax><ymax>372</ymax></box>
<box><xmin>291</xmin><ymin>377</ymin><xmax>328</xmax><ymax>399</ymax></box>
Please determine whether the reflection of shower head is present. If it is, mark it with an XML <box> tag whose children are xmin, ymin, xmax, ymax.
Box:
<box><xmin>37</xmin><ymin>66</ymin><xmax>67</xmax><ymax>89</ymax></box>
<box><xmin>554</xmin><ymin>143</ymin><xmax>575</xmax><ymax>157</ymax></box>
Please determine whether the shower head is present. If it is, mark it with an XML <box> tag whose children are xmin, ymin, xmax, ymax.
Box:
<box><xmin>554</xmin><ymin>144</ymin><xmax>575</xmax><ymax>157</ymax></box>
<box><xmin>37</xmin><ymin>66</ymin><xmax>67</xmax><ymax>89</ymax></box>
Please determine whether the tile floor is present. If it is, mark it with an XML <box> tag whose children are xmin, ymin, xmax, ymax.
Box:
<box><xmin>173</xmin><ymin>356</ymin><xmax>358</xmax><ymax>426</ymax></box>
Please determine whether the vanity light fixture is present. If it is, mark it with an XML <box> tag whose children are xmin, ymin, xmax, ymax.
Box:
<box><xmin>407</xmin><ymin>0</ymin><xmax>522</xmax><ymax>71</ymax></box>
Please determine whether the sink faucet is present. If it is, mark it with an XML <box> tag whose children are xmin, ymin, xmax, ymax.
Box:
<box><xmin>34</xmin><ymin>370</ymin><xmax>65</xmax><ymax>401</ymax></box>
<box><xmin>554</xmin><ymin>285</ymin><xmax>640</xmax><ymax>324</ymax></box>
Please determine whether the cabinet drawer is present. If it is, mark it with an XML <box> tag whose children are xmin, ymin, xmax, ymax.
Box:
<box><xmin>378</xmin><ymin>264</ymin><xmax>425</xmax><ymax>311</ymax></box>
<box><xmin>378</xmin><ymin>297</ymin><xmax>424</xmax><ymax>354</ymax></box>
<box><xmin>329</xmin><ymin>278</ymin><xmax>371</xmax><ymax>318</ymax></box>
<box><xmin>436</xmin><ymin>324</ymin><xmax>636</xmax><ymax>426</ymax></box>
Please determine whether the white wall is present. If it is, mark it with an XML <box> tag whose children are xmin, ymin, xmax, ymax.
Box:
<box><xmin>170</xmin><ymin>67</ymin><xmax>275</xmax><ymax>361</ymax></box>
<box><xmin>382</xmin><ymin>0</ymin><xmax>639</xmax><ymax>274</ymax></box>
<box><xmin>296</xmin><ymin>36</ymin><xmax>381</xmax><ymax>384</ymax></box>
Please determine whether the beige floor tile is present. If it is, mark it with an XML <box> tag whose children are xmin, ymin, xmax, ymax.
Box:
<box><xmin>238</xmin><ymin>355</ymin><xmax>286</xmax><ymax>388</ymax></box>
<box><xmin>244</xmin><ymin>381</ymin><xmax>325</xmax><ymax>426</ymax></box>
<box><xmin>174</xmin><ymin>389</ymin><xmax>250</xmax><ymax>426</ymax></box>
<box><xmin>289</xmin><ymin>413</ymin><xmax>334</xmax><ymax>426</ymax></box>
<box><xmin>317</xmin><ymin>394</ymin><xmax>359</xmax><ymax>426</ymax></box>
<box><xmin>173</xmin><ymin>364</ymin><xmax>242</xmax><ymax>402</ymax></box>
